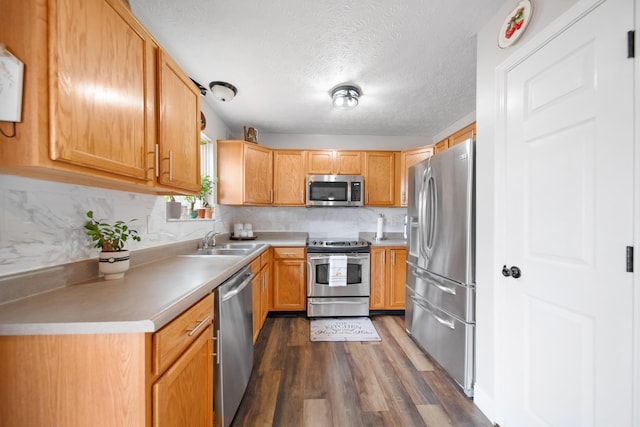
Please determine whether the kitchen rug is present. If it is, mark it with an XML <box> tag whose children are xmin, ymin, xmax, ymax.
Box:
<box><xmin>310</xmin><ymin>317</ymin><xmax>381</xmax><ymax>342</ymax></box>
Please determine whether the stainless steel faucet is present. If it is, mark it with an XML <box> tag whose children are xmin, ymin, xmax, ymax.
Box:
<box><xmin>202</xmin><ymin>230</ymin><xmax>220</xmax><ymax>248</ymax></box>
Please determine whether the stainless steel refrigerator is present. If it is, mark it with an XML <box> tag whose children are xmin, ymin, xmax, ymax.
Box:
<box><xmin>405</xmin><ymin>138</ymin><xmax>475</xmax><ymax>397</ymax></box>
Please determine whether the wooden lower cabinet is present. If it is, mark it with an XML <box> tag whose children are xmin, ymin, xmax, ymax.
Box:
<box><xmin>370</xmin><ymin>247</ymin><xmax>407</xmax><ymax>310</ymax></box>
<box><xmin>152</xmin><ymin>324</ymin><xmax>213</xmax><ymax>427</ymax></box>
<box><xmin>272</xmin><ymin>247</ymin><xmax>306</xmax><ymax>311</ymax></box>
<box><xmin>0</xmin><ymin>294</ymin><xmax>214</xmax><ymax>427</ymax></box>
<box><xmin>251</xmin><ymin>249</ymin><xmax>272</xmax><ymax>342</ymax></box>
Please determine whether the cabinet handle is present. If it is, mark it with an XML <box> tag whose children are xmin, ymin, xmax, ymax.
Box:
<box><xmin>169</xmin><ymin>151</ymin><xmax>173</xmax><ymax>181</ymax></box>
<box><xmin>212</xmin><ymin>329</ymin><xmax>220</xmax><ymax>364</ymax></box>
<box><xmin>147</xmin><ymin>148</ymin><xmax>156</xmax><ymax>173</ymax></box>
<box><xmin>186</xmin><ymin>315</ymin><xmax>210</xmax><ymax>336</ymax></box>
<box><xmin>155</xmin><ymin>144</ymin><xmax>159</xmax><ymax>177</ymax></box>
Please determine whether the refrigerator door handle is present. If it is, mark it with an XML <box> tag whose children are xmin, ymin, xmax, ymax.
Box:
<box><xmin>426</xmin><ymin>174</ymin><xmax>437</xmax><ymax>250</ymax></box>
<box><xmin>411</xmin><ymin>269</ymin><xmax>456</xmax><ymax>295</ymax></box>
<box><xmin>410</xmin><ymin>296</ymin><xmax>456</xmax><ymax>330</ymax></box>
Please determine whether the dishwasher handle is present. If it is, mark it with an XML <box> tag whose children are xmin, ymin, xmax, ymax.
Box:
<box><xmin>221</xmin><ymin>272</ymin><xmax>254</xmax><ymax>302</ymax></box>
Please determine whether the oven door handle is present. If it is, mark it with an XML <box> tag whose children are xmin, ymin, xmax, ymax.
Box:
<box><xmin>307</xmin><ymin>254</ymin><xmax>370</xmax><ymax>261</ymax></box>
<box><xmin>308</xmin><ymin>300</ymin><xmax>366</xmax><ymax>305</ymax></box>
<box><xmin>307</xmin><ymin>260</ymin><xmax>314</xmax><ymax>295</ymax></box>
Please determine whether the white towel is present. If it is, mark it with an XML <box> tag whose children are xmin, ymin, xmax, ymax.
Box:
<box><xmin>329</xmin><ymin>255</ymin><xmax>348</xmax><ymax>287</ymax></box>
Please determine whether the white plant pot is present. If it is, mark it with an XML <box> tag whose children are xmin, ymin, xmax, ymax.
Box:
<box><xmin>99</xmin><ymin>250</ymin><xmax>130</xmax><ymax>280</ymax></box>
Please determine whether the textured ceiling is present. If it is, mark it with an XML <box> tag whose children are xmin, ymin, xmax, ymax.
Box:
<box><xmin>128</xmin><ymin>0</ymin><xmax>506</xmax><ymax>137</ymax></box>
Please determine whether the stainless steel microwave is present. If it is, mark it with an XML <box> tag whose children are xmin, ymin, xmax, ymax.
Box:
<box><xmin>306</xmin><ymin>175</ymin><xmax>364</xmax><ymax>207</ymax></box>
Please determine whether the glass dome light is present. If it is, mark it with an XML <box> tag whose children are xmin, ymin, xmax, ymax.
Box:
<box><xmin>331</xmin><ymin>85</ymin><xmax>360</xmax><ymax>109</ymax></box>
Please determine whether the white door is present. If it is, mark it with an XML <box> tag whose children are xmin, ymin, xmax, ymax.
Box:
<box><xmin>501</xmin><ymin>1</ymin><xmax>634</xmax><ymax>426</ymax></box>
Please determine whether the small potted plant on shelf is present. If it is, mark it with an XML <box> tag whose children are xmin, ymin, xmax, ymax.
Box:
<box><xmin>185</xmin><ymin>195</ymin><xmax>197</xmax><ymax>218</ymax></box>
<box><xmin>165</xmin><ymin>195</ymin><xmax>182</xmax><ymax>220</ymax></box>
<box><xmin>84</xmin><ymin>210</ymin><xmax>141</xmax><ymax>280</ymax></box>
<box><xmin>198</xmin><ymin>175</ymin><xmax>217</xmax><ymax>218</ymax></box>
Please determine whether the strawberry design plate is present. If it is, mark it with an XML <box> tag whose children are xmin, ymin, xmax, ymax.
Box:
<box><xmin>498</xmin><ymin>0</ymin><xmax>533</xmax><ymax>49</ymax></box>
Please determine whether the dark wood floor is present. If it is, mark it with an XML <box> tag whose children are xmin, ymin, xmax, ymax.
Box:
<box><xmin>232</xmin><ymin>315</ymin><xmax>493</xmax><ymax>427</ymax></box>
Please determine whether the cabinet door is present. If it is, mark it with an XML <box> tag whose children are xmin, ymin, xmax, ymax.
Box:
<box><xmin>389</xmin><ymin>249</ymin><xmax>407</xmax><ymax>309</ymax></box>
<box><xmin>369</xmin><ymin>248</ymin><xmax>387</xmax><ymax>309</ymax></box>
<box><xmin>307</xmin><ymin>150</ymin><xmax>334</xmax><ymax>174</ymax></box>
<box><xmin>251</xmin><ymin>273</ymin><xmax>262</xmax><ymax>343</ymax></box>
<box><xmin>434</xmin><ymin>138</ymin><xmax>448</xmax><ymax>154</ymax></box>
<box><xmin>449</xmin><ymin>122</ymin><xmax>475</xmax><ymax>147</ymax></box>
<box><xmin>153</xmin><ymin>324</ymin><xmax>213</xmax><ymax>427</ymax></box>
<box><xmin>400</xmin><ymin>146</ymin><xmax>433</xmax><ymax>207</ymax></box>
<box><xmin>49</xmin><ymin>0</ymin><xmax>153</xmax><ymax>181</ymax></box>
<box><xmin>364</xmin><ymin>151</ymin><xmax>396</xmax><ymax>206</ymax></box>
<box><xmin>261</xmin><ymin>263</ymin><xmax>271</xmax><ymax>326</ymax></box>
<box><xmin>244</xmin><ymin>144</ymin><xmax>273</xmax><ymax>204</ymax></box>
<box><xmin>273</xmin><ymin>150</ymin><xmax>306</xmax><ymax>205</ymax></box>
<box><xmin>157</xmin><ymin>50</ymin><xmax>201</xmax><ymax>193</ymax></box>
<box><xmin>273</xmin><ymin>259</ymin><xmax>305</xmax><ymax>310</ymax></box>
<box><xmin>335</xmin><ymin>151</ymin><xmax>362</xmax><ymax>175</ymax></box>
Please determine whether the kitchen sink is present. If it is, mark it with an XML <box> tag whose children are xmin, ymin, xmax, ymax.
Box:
<box><xmin>179</xmin><ymin>243</ymin><xmax>266</xmax><ymax>258</ymax></box>
<box><xmin>217</xmin><ymin>243</ymin><xmax>263</xmax><ymax>250</ymax></box>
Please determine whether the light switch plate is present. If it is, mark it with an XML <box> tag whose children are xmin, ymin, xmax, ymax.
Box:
<box><xmin>0</xmin><ymin>45</ymin><xmax>24</xmax><ymax>123</ymax></box>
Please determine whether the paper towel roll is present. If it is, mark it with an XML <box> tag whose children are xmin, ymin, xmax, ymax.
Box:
<box><xmin>376</xmin><ymin>215</ymin><xmax>384</xmax><ymax>240</ymax></box>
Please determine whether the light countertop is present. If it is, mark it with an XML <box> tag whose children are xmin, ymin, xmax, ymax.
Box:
<box><xmin>0</xmin><ymin>232</ymin><xmax>307</xmax><ymax>336</ymax></box>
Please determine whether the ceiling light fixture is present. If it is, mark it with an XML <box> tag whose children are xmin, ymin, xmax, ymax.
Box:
<box><xmin>331</xmin><ymin>85</ymin><xmax>360</xmax><ymax>109</ymax></box>
<box><xmin>209</xmin><ymin>81</ymin><xmax>238</xmax><ymax>102</ymax></box>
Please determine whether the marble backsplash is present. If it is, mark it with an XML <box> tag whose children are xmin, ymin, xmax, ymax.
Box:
<box><xmin>0</xmin><ymin>174</ymin><xmax>406</xmax><ymax>278</ymax></box>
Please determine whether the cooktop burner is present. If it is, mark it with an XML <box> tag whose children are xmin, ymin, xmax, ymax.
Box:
<box><xmin>307</xmin><ymin>238</ymin><xmax>371</xmax><ymax>253</ymax></box>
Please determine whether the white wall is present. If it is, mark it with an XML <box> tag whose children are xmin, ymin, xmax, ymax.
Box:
<box><xmin>474</xmin><ymin>0</ymin><xmax>579</xmax><ymax>421</ymax></box>
<box><xmin>0</xmin><ymin>101</ymin><xmax>230</xmax><ymax>277</ymax></box>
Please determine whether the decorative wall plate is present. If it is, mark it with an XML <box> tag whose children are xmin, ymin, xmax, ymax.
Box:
<box><xmin>200</xmin><ymin>111</ymin><xmax>206</xmax><ymax>130</ymax></box>
<box><xmin>498</xmin><ymin>0</ymin><xmax>533</xmax><ymax>49</ymax></box>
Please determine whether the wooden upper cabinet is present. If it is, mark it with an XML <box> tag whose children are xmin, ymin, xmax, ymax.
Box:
<box><xmin>307</xmin><ymin>150</ymin><xmax>334</xmax><ymax>174</ymax></box>
<box><xmin>273</xmin><ymin>150</ymin><xmax>306</xmax><ymax>205</ymax></box>
<box><xmin>400</xmin><ymin>146</ymin><xmax>433</xmax><ymax>207</ymax></box>
<box><xmin>434</xmin><ymin>122</ymin><xmax>476</xmax><ymax>155</ymax></box>
<box><xmin>217</xmin><ymin>140</ymin><xmax>273</xmax><ymax>205</ymax></box>
<box><xmin>0</xmin><ymin>0</ymin><xmax>201</xmax><ymax>195</ymax></box>
<box><xmin>449</xmin><ymin>122</ymin><xmax>476</xmax><ymax>147</ymax></box>
<box><xmin>364</xmin><ymin>151</ymin><xmax>396</xmax><ymax>206</ymax></box>
<box><xmin>306</xmin><ymin>150</ymin><xmax>362</xmax><ymax>175</ymax></box>
<box><xmin>244</xmin><ymin>144</ymin><xmax>273</xmax><ymax>204</ymax></box>
<box><xmin>49</xmin><ymin>0</ymin><xmax>152</xmax><ymax>181</ymax></box>
<box><xmin>334</xmin><ymin>151</ymin><xmax>362</xmax><ymax>175</ymax></box>
<box><xmin>156</xmin><ymin>50</ymin><xmax>201</xmax><ymax>193</ymax></box>
<box><xmin>434</xmin><ymin>138</ymin><xmax>449</xmax><ymax>154</ymax></box>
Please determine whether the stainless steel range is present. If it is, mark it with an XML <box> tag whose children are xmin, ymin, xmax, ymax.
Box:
<box><xmin>306</xmin><ymin>238</ymin><xmax>371</xmax><ymax>317</ymax></box>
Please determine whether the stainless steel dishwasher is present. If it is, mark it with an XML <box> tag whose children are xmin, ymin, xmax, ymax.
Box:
<box><xmin>213</xmin><ymin>265</ymin><xmax>254</xmax><ymax>427</ymax></box>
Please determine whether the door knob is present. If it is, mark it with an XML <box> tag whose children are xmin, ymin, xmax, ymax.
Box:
<box><xmin>502</xmin><ymin>265</ymin><xmax>522</xmax><ymax>279</ymax></box>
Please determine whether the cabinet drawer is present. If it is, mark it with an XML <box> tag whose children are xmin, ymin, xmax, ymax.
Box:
<box><xmin>260</xmin><ymin>249</ymin><xmax>272</xmax><ymax>267</ymax></box>
<box><xmin>153</xmin><ymin>294</ymin><xmax>213</xmax><ymax>375</ymax></box>
<box><xmin>250</xmin><ymin>257</ymin><xmax>261</xmax><ymax>274</ymax></box>
<box><xmin>273</xmin><ymin>247</ymin><xmax>305</xmax><ymax>259</ymax></box>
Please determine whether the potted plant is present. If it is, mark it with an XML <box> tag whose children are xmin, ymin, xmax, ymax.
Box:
<box><xmin>185</xmin><ymin>195</ymin><xmax>197</xmax><ymax>218</ymax></box>
<box><xmin>198</xmin><ymin>175</ymin><xmax>217</xmax><ymax>218</ymax></box>
<box><xmin>165</xmin><ymin>195</ymin><xmax>182</xmax><ymax>220</ymax></box>
<box><xmin>84</xmin><ymin>210</ymin><xmax>141</xmax><ymax>280</ymax></box>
